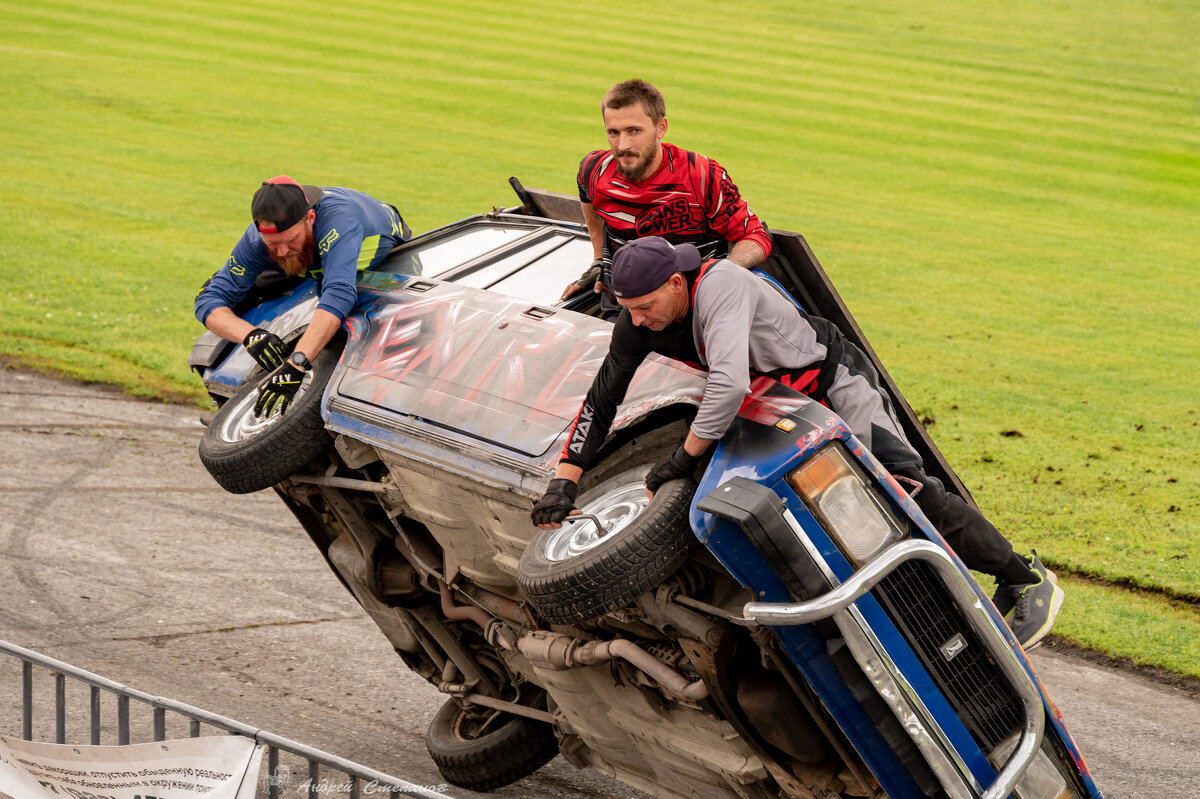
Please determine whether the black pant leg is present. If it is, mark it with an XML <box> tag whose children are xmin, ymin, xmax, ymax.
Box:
<box><xmin>823</xmin><ymin>340</ymin><xmax>1016</xmax><ymax>576</ymax></box>
<box><xmin>894</xmin><ymin>468</ymin><xmax>1015</xmax><ymax>576</ymax></box>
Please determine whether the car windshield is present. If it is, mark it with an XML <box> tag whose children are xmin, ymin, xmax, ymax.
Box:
<box><xmin>456</xmin><ymin>233</ymin><xmax>591</xmax><ymax>306</ymax></box>
<box><xmin>378</xmin><ymin>221</ymin><xmax>593</xmax><ymax>308</ymax></box>
<box><xmin>381</xmin><ymin>225</ymin><xmax>532</xmax><ymax>279</ymax></box>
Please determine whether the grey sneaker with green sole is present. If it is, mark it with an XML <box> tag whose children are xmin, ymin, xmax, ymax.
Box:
<box><xmin>992</xmin><ymin>550</ymin><xmax>1065</xmax><ymax>650</ymax></box>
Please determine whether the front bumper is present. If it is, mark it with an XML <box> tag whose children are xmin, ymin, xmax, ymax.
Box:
<box><xmin>698</xmin><ymin>477</ymin><xmax>1044</xmax><ymax>799</ymax></box>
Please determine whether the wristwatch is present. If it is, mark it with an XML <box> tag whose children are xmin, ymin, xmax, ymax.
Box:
<box><xmin>288</xmin><ymin>351</ymin><xmax>311</xmax><ymax>371</ymax></box>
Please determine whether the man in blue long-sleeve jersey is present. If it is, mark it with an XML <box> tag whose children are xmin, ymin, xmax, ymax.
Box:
<box><xmin>195</xmin><ymin>176</ymin><xmax>409</xmax><ymax>417</ymax></box>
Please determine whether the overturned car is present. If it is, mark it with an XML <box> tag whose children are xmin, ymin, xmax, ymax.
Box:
<box><xmin>190</xmin><ymin>181</ymin><xmax>1103</xmax><ymax>799</ymax></box>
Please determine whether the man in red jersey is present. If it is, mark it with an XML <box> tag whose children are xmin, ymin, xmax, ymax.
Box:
<box><xmin>562</xmin><ymin>79</ymin><xmax>772</xmax><ymax>310</ymax></box>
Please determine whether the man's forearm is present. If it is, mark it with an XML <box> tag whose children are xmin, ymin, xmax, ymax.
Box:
<box><xmin>554</xmin><ymin>433</ymin><xmax>710</xmax><ymax>487</ymax></box>
<box><xmin>728</xmin><ymin>239</ymin><xmax>766</xmax><ymax>268</ymax></box>
<box><xmin>293</xmin><ymin>309</ymin><xmax>343</xmax><ymax>361</ymax></box>
<box><xmin>204</xmin><ymin>307</ymin><xmax>256</xmax><ymax>345</ymax></box>
<box><xmin>582</xmin><ymin>202</ymin><xmax>605</xmax><ymax>260</ymax></box>
<box><xmin>683</xmin><ymin>430</ymin><xmax>716</xmax><ymax>457</ymax></box>
<box><xmin>205</xmin><ymin>305</ymin><xmax>341</xmax><ymax>363</ymax></box>
<box><xmin>553</xmin><ymin>462</ymin><xmax>584</xmax><ymax>483</ymax></box>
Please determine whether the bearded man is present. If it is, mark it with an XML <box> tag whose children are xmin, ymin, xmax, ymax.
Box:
<box><xmin>562</xmin><ymin>79</ymin><xmax>773</xmax><ymax>312</ymax></box>
<box><xmin>195</xmin><ymin>176</ymin><xmax>409</xmax><ymax>417</ymax></box>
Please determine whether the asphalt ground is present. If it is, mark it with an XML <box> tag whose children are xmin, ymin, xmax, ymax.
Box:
<box><xmin>1</xmin><ymin>365</ymin><xmax>1197</xmax><ymax>798</ymax></box>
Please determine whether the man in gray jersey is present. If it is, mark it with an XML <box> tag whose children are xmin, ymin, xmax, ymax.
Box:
<box><xmin>532</xmin><ymin>236</ymin><xmax>1065</xmax><ymax>648</ymax></box>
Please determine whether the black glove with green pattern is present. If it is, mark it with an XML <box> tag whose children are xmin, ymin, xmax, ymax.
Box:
<box><xmin>243</xmin><ymin>328</ymin><xmax>287</xmax><ymax>371</ymax></box>
<box><xmin>254</xmin><ymin>361</ymin><xmax>306</xmax><ymax>418</ymax></box>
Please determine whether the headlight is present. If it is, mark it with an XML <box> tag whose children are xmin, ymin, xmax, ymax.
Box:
<box><xmin>786</xmin><ymin>445</ymin><xmax>905</xmax><ymax>566</ymax></box>
<box><xmin>989</xmin><ymin>734</ymin><xmax>1079</xmax><ymax>798</ymax></box>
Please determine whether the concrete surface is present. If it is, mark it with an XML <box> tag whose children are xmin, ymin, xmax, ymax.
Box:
<box><xmin>0</xmin><ymin>366</ymin><xmax>1196</xmax><ymax>798</ymax></box>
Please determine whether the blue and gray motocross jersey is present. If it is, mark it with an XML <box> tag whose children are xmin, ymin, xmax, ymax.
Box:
<box><xmin>195</xmin><ymin>187</ymin><xmax>409</xmax><ymax>324</ymax></box>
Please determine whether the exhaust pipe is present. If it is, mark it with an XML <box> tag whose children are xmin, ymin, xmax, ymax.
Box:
<box><xmin>516</xmin><ymin>631</ymin><xmax>708</xmax><ymax>702</ymax></box>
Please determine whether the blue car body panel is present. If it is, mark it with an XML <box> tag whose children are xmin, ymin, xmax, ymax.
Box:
<box><xmin>689</xmin><ymin>388</ymin><xmax>1102</xmax><ymax>797</ymax></box>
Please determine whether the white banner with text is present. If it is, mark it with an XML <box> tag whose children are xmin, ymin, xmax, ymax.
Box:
<box><xmin>0</xmin><ymin>734</ymin><xmax>263</xmax><ymax>799</ymax></box>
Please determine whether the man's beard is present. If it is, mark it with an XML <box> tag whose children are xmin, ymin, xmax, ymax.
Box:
<box><xmin>615</xmin><ymin>141</ymin><xmax>658</xmax><ymax>183</ymax></box>
<box><xmin>270</xmin><ymin>232</ymin><xmax>316</xmax><ymax>276</ymax></box>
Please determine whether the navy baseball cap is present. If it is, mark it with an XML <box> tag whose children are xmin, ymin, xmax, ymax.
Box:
<box><xmin>609</xmin><ymin>237</ymin><xmax>701</xmax><ymax>298</ymax></box>
<box><xmin>252</xmin><ymin>176</ymin><xmax>323</xmax><ymax>234</ymax></box>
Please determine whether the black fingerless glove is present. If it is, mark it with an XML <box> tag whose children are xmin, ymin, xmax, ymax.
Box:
<box><xmin>575</xmin><ymin>258</ymin><xmax>604</xmax><ymax>287</ymax></box>
<box><xmin>531</xmin><ymin>478</ymin><xmax>579</xmax><ymax>526</ymax></box>
<box><xmin>243</xmin><ymin>328</ymin><xmax>287</xmax><ymax>371</ymax></box>
<box><xmin>254</xmin><ymin>361</ymin><xmax>306</xmax><ymax>418</ymax></box>
<box><xmin>645</xmin><ymin>443</ymin><xmax>701</xmax><ymax>495</ymax></box>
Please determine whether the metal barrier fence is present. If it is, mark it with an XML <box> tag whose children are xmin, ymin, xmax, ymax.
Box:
<box><xmin>0</xmin><ymin>639</ymin><xmax>451</xmax><ymax>799</ymax></box>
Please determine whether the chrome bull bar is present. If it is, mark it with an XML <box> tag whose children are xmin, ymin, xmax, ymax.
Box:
<box><xmin>742</xmin><ymin>538</ymin><xmax>1044</xmax><ymax>799</ymax></box>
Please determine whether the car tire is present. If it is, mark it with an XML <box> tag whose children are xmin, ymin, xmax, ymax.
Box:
<box><xmin>197</xmin><ymin>343</ymin><xmax>340</xmax><ymax>494</ymax></box>
<box><xmin>426</xmin><ymin>695</ymin><xmax>559</xmax><ymax>792</ymax></box>
<box><xmin>517</xmin><ymin>465</ymin><xmax>697</xmax><ymax>625</ymax></box>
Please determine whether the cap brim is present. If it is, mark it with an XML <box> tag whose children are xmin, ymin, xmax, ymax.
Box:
<box><xmin>300</xmin><ymin>185</ymin><xmax>324</xmax><ymax>209</ymax></box>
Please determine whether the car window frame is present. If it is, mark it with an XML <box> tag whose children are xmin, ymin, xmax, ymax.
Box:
<box><xmin>373</xmin><ymin>216</ymin><xmax>576</xmax><ymax>276</ymax></box>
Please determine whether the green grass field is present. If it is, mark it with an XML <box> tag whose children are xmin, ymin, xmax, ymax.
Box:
<box><xmin>2</xmin><ymin>1</ymin><xmax>1197</xmax><ymax>676</ymax></box>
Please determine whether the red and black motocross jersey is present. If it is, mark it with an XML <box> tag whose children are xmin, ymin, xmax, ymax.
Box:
<box><xmin>577</xmin><ymin>142</ymin><xmax>772</xmax><ymax>264</ymax></box>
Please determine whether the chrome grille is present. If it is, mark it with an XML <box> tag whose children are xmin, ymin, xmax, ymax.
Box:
<box><xmin>874</xmin><ymin>559</ymin><xmax>1024</xmax><ymax>750</ymax></box>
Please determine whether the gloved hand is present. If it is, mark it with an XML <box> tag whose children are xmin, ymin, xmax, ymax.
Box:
<box><xmin>645</xmin><ymin>443</ymin><xmax>701</xmax><ymax>495</ymax></box>
<box><xmin>578</xmin><ymin>258</ymin><xmax>605</xmax><ymax>285</ymax></box>
<box><xmin>560</xmin><ymin>258</ymin><xmax>606</xmax><ymax>301</ymax></box>
<box><xmin>531</xmin><ymin>478</ymin><xmax>579</xmax><ymax>526</ymax></box>
<box><xmin>254</xmin><ymin>361</ymin><xmax>306</xmax><ymax>418</ymax></box>
<box><xmin>243</xmin><ymin>328</ymin><xmax>287</xmax><ymax>371</ymax></box>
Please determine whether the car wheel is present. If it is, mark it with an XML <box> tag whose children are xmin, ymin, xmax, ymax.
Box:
<box><xmin>197</xmin><ymin>343</ymin><xmax>340</xmax><ymax>494</ymax></box>
<box><xmin>426</xmin><ymin>694</ymin><xmax>559</xmax><ymax>792</ymax></box>
<box><xmin>517</xmin><ymin>465</ymin><xmax>697</xmax><ymax>625</ymax></box>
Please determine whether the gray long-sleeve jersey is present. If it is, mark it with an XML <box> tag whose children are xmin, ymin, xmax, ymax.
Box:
<box><xmin>561</xmin><ymin>259</ymin><xmax>921</xmax><ymax>475</ymax></box>
<box><xmin>688</xmin><ymin>261</ymin><xmax>829</xmax><ymax>438</ymax></box>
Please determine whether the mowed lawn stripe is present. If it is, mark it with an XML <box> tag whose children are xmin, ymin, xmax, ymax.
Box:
<box><xmin>667</xmin><ymin>65</ymin><xmax>1198</xmax><ymax>193</ymax></box>
<box><xmin>766</xmin><ymin>1</ymin><xmax>1198</xmax><ymax>87</ymax></box>
<box><xmin>708</xmin><ymin>78</ymin><xmax>1200</xmax><ymax>174</ymax></box>
<box><xmin>2</xmin><ymin>2</ymin><xmax>402</xmax><ymax>66</ymax></box>
<box><xmin>14</xmin><ymin>0</ymin><xmax>1195</xmax><ymax>125</ymax></box>
<box><xmin>685</xmin><ymin>31</ymin><xmax>1197</xmax><ymax>133</ymax></box>
<box><xmin>14</xmin><ymin>0</ymin><xmax>1193</xmax><ymax>187</ymax></box>
<box><xmin>2</xmin><ymin>41</ymin><xmax>1180</xmax><ymax>369</ymax></box>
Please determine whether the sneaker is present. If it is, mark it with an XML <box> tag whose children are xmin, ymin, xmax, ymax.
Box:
<box><xmin>992</xmin><ymin>550</ymin><xmax>1065</xmax><ymax>650</ymax></box>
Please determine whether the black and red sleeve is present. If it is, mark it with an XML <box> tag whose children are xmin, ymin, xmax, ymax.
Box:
<box><xmin>701</xmin><ymin>157</ymin><xmax>772</xmax><ymax>258</ymax></box>
<box><xmin>577</xmin><ymin>150</ymin><xmax>608</xmax><ymax>205</ymax></box>
<box><xmin>560</xmin><ymin>313</ymin><xmax>651</xmax><ymax>470</ymax></box>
